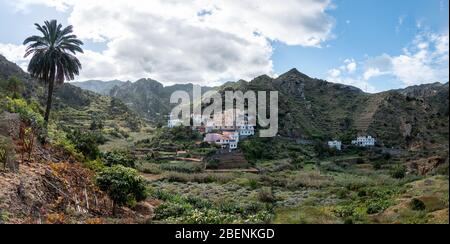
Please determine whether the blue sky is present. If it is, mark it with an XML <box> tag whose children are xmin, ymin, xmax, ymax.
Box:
<box><xmin>0</xmin><ymin>0</ymin><xmax>448</xmax><ymax>92</ymax></box>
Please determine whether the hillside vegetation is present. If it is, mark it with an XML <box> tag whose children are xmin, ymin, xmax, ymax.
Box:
<box><xmin>1</xmin><ymin>54</ymin><xmax>448</xmax><ymax>224</ymax></box>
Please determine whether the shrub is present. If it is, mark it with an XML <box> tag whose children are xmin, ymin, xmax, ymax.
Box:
<box><xmin>207</xmin><ymin>159</ymin><xmax>220</xmax><ymax>169</ymax></box>
<box><xmin>165</xmin><ymin>172</ymin><xmax>233</xmax><ymax>184</ymax></box>
<box><xmin>137</xmin><ymin>163</ymin><xmax>162</xmax><ymax>174</ymax></box>
<box><xmin>5</xmin><ymin>97</ymin><xmax>44</xmax><ymax>130</ymax></box>
<box><xmin>48</xmin><ymin>126</ymin><xmax>83</xmax><ymax>160</ymax></box>
<box><xmin>160</xmin><ymin>162</ymin><xmax>203</xmax><ymax>173</ymax></box>
<box><xmin>5</xmin><ymin>76</ymin><xmax>24</xmax><ymax>99</ymax></box>
<box><xmin>67</xmin><ymin>129</ymin><xmax>101</xmax><ymax>160</ymax></box>
<box><xmin>165</xmin><ymin>209</ymin><xmax>238</xmax><ymax>224</ymax></box>
<box><xmin>19</xmin><ymin>126</ymin><xmax>36</xmax><ymax>162</ymax></box>
<box><xmin>247</xmin><ymin>178</ymin><xmax>260</xmax><ymax>189</ymax></box>
<box><xmin>153</xmin><ymin>189</ymin><xmax>181</xmax><ymax>202</ymax></box>
<box><xmin>90</xmin><ymin>115</ymin><xmax>104</xmax><ymax>131</ymax></box>
<box><xmin>258</xmin><ymin>187</ymin><xmax>275</xmax><ymax>203</ymax></box>
<box><xmin>409</xmin><ymin>198</ymin><xmax>426</xmax><ymax>211</ymax></box>
<box><xmin>291</xmin><ymin>155</ymin><xmax>305</xmax><ymax>169</ymax></box>
<box><xmin>154</xmin><ymin>202</ymin><xmax>192</xmax><ymax>220</ymax></box>
<box><xmin>287</xmin><ymin>171</ymin><xmax>331</xmax><ymax>189</ymax></box>
<box><xmin>366</xmin><ymin>203</ymin><xmax>384</xmax><ymax>214</ymax></box>
<box><xmin>95</xmin><ymin>165</ymin><xmax>148</xmax><ymax>216</ymax></box>
<box><xmin>185</xmin><ymin>196</ymin><xmax>213</xmax><ymax>209</ymax></box>
<box><xmin>102</xmin><ymin>150</ymin><xmax>136</xmax><ymax>168</ymax></box>
<box><xmin>0</xmin><ymin>136</ymin><xmax>15</xmax><ymax>171</ymax></box>
<box><xmin>84</xmin><ymin>159</ymin><xmax>106</xmax><ymax>172</ymax></box>
<box><xmin>390</xmin><ymin>165</ymin><xmax>407</xmax><ymax>179</ymax></box>
<box><xmin>434</xmin><ymin>163</ymin><xmax>449</xmax><ymax>176</ymax></box>
<box><xmin>373</xmin><ymin>161</ymin><xmax>383</xmax><ymax>170</ymax></box>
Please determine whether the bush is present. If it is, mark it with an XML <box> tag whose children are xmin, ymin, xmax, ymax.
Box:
<box><xmin>165</xmin><ymin>209</ymin><xmax>238</xmax><ymax>224</ymax></box>
<box><xmin>102</xmin><ymin>150</ymin><xmax>136</xmax><ymax>168</ymax></box>
<box><xmin>409</xmin><ymin>198</ymin><xmax>426</xmax><ymax>211</ymax></box>
<box><xmin>258</xmin><ymin>187</ymin><xmax>275</xmax><ymax>203</ymax></box>
<box><xmin>151</xmin><ymin>190</ymin><xmax>273</xmax><ymax>224</ymax></box>
<box><xmin>67</xmin><ymin>129</ymin><xmax>101</xmax><ymax>160</ymax></box>
<box><xmin>0</xmin><ymin>76</ymin><xmax>25</xmax><ymax>99</ymax></box>
<box><xmin>287</xmin><ymin>171</ymin><xmax>331</xmax><ymax>189</ymax></box>
<box><xmin>291</xmin><ymin>155</ymin><xmax>305</xmax><ymax>169</ymax></box>
<box><xmin>137</xmin><ymin>163</ymin><xmax>162</xmax><ymax>174</ymax></box>
<box><xmin>0</xmin><ymin>136</ymin><xmax>15</xmax><ymax>171</ymax></box>
<box><xmin>95</xmin><ymin>165</ymin><xmax>147</xmax><ymax>215</ymax></box>
<box><xmin>84</xmin><ymin>159</ymin><xmax>106</xmax><ymax>172</ymax></box>
<box><xmin>5</xmin><ymin>97</ymin><xmax>44</xmax><ymax>130</ymax></box>
<box><xmin>433</xmin><ymin>163</ymin><xmax>449</xmax><ymax>176</ymax></box>
<box><xmin>165</xmin><ymin>172</ymin><xmax>234</xmax><ymax>184</ymax></box>
<box><xmin>390</xmin><ymin>165</ymin><xmax>407</xmax><ymax>179</ymax></box>
<box><xmin>154</xmin><ymin>202</ymin><xmax>192</xmax><ymax>220</ymax></box>
<box><xmin>90</xmin><ymin>115</ymin><xmax>104</xmax><ymax>131</ymax></box>
<box><xmin>373</xmin><ymin>161</ymin><xmax>383</xmax><ymax>170</ymax></box>
<box><xmin>160</xmin><ymin>162</ymin><xmax>203</xmax><ymax>173</ymax></box>
<box><xmin>185</xmin><ymin>196</ymin><xmax>213</xmax><ymax>209</ymax></box>
<box><xmin>48</xmin><ymin>126</ymin><xmax>83</xmax><ymax>160</ymax></box>
<box><xmin>366</xmin><ymin>203</ymin><xmax>384</xmax><ymax>214</ymax></box>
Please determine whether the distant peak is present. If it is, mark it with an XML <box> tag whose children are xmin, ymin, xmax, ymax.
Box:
<box><xmin>136</xmin><ymin>78</ymin><xmax>161</xmax><ymax>84</ymax></box>
<box><xmin>286</xmin><ymin>68</ymin><xmax>301</xmax><ymax>75</ymax></box>
<box><xmin>279</xmin><ymin>68</ymin><xmax>311</xmax><ymax>80</ymax></box>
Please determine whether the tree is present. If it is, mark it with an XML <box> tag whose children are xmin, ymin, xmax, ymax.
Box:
<box><xmin>7</xmin><ymin>76</ymin><xmax>24</xmax><ymax>99</ymax></box>
<box><xmin>23</xmin><ymin>20</ymin><xmax>84</xmax><ymax>124</ymax></box>
<box><xmin>67</xmin><ymin>129</ymin><xmax>101</xmax><ymax>160</ymax></box>
<box><xmin>0</xmin><ymin>136</ymin><xmax>14</xmax><ymax>170</ymax></box>
<box><xmin>95</xmin><ymin>165</ymin><xmax>147</xmax><ymax>216</ymax></box>
<box><xmin>102</xmin><ymin>150</ymin><xmax>136</xmax><ymax>168</ymax></box>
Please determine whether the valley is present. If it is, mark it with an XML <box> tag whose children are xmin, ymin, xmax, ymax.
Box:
<box><xmin>0</xmin><ymin>54</ymin><xmax>449</xmax><ymax>224</ymax></box>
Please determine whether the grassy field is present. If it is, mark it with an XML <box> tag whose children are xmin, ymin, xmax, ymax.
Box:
<box><xmin>140</xmin><ymin>148</ymin><xmax>448</xmax><ymax>224</ymax></box>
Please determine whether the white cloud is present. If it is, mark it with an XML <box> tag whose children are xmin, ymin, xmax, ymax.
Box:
<box><xmin>326</xmin><ymin>74</ymin><xmax>377</xmax><ymax>93</ymax></box>
<box><xmin>329</xmin><ymin>31</ymin><xmax>449</xmax><ymax>92</ymax></box>
<box><xmin>325</xmin><ymin>30</ymin><xmax>449</xmax><ymax>92</ymax></box>
<box><xmin>327</xmin><ymin>68</ymin><xmax>341</xmax><ymax>78</ymax></box>
<box><xmin>363</xmin><ymin>68</ymin><xmax>389</xmax><ymax>81</ymax></box>
<box><xmin>344</xmin><ymin>58</ymin><xmax>357</xmax><ymax>73</ymax></box>
<box><xmin>9</xmin><ymin>0</ymin><xmax>335</xmax><ymax>84</ymax></box>
<box><xmin>327</xmin><ymin>58</ymin><xmax>376</xmax><ymax>93</ymax></box>
<box><xmin>0</xmin><ymin>43</ymin><xmax>29</xmax><ymax>71</ymax></box>
<box><xmin>390</xmin><ymin>31</ymin><xmax>449</xmax><ymax>85</ymax></box>
<box><xmin>11</xmin><ymin>0</ymin><xmax>72</xmax><ymax>12</ymax></box>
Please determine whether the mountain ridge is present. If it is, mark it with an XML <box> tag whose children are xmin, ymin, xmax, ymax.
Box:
<box><xmin>1</xmin><ymin>54</ymin><xmax>448</xmax><ymax>151</ymax></box>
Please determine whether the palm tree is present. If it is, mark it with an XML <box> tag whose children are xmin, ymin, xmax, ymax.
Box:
<box><xmin>23</xmin><ymin>20</ymin><xmax>84</xmax><ymax>124</ymax></box>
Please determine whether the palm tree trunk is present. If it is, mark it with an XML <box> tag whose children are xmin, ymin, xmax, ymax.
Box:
<box><xmin>44</xmin><ymin>79</ymin><xmax>54</xmax><ymax>124</ymax></box>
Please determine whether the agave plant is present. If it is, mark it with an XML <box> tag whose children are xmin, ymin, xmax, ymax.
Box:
<box><xmin>24</xmin><ymin>20</ymin><xmax>84</xmax><ymax>123</ymax></box>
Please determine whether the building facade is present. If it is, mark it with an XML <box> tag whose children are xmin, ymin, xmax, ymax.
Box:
<box><xmin>352</xmin><ymin>136</ymin><xmax>376</xmax><ymax>147</ymax></box>
<box><xmin>328</xmin><ymin>140</ymin><xmax>342</xmax><ymax>151</ymax></box>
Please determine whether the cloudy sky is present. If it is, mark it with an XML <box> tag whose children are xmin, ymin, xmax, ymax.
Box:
<box><xmin>0</xmin><ymin>0</ymin><xmax>448</xmax><ymax>92</ymax></box>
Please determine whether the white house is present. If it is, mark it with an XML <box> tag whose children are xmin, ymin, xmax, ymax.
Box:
<box><xmin>352</xmin><ymin>136</ymin><xmax>376</xmax><ymax>147</ymax></box>
<box><xmin>328</xmin><ymin>140</ymin><xmax>342</xmax><ymax>151</ymax></box>
<box><xmin>204</xmin><ymin>133</ymin><xmax>238</xmax><ymax>150</ymax></box>
<box><xmin>223</xmin><ymin>131</ymin><xmax>240</xmax><ymax>143</ymax></box>
<box><xmin>238</xmin><ymin>125</ymin><xmax>255</xmax><ymax>136</ymax></box>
